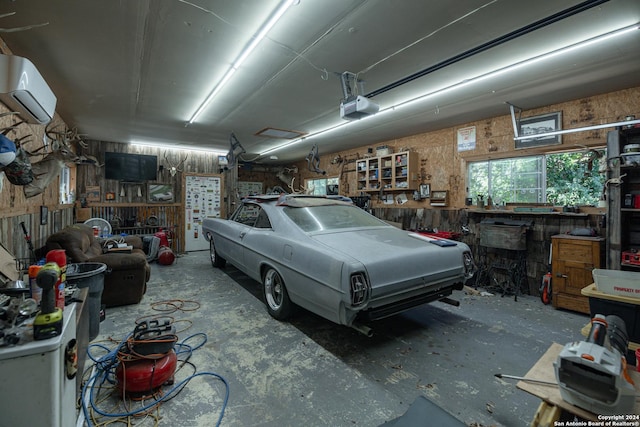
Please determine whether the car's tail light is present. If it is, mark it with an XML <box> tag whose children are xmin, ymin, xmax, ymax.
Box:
<box><xmin>463</xmin><ymin>251</ymin><xmax>476</xmax><ymax>279</ymax></box>
<box><xmin>350</xmin><ymin>272</ymin><xmax>370</xmax><ymax>306</ymax></box>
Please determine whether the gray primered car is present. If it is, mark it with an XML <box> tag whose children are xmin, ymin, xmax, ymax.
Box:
<box><xmin>203</xmin><ymin>194</ymin><xmax>475</xmax><ymax>335</ymax></box>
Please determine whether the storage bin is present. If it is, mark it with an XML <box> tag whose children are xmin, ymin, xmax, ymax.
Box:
<box><xmin>66</xmin><ymin>262</ymin><xmax>107</xmax><ymax>341</ymax></box>
<box><xmin>592</xmin><ymin>269</ymin><xmax>640</xmax><ymax>299</ymax></box>
<box><xmin>376</xmin><ymin>145</ymin><xmax>392</xmax><ymax>156</ymax></box>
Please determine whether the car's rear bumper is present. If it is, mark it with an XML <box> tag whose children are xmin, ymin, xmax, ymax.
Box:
<box><xmin>355</xmin><ymin>281</ymin><xmax>464</xmax><ymax>322</ymax></box>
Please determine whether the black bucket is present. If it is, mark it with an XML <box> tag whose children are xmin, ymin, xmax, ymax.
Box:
<box><xmin>67</xmin><ymin>262</ymin><xmax>107</xmax><ymax>341</ymax></box>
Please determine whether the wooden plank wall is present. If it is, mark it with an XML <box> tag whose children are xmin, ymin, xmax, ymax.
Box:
<box><xmin>81</xmin><ymin>204</ymin><xmax>181</xmax><ymax>252</ymax></box>
<box><xmin>76</xmin><ymin>140</ymin><xmax>223</xmax><ymax>205</ymax></box>
<box><xmin>74</xmin><ymin>141</ymin><xmax>225</xmax><ymax>254</ymax></box>
<box><xmin>0</xmin><ymin>98</ymin><xmax>72</xmax><ymax>257</ymax></box>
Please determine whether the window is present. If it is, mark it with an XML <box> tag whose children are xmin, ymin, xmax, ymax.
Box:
<box><xmin>467</xmin><ymin>151</ymin><xmax>605</xmax><ymax>206</ymax></box>
<box><xmin>59</xmin><ymin>165</ymin><xmax>73</xmax><ymax>204</ymax></box>
<box><xmin>305</xmin><ymin>177</ymin><xmax>339</xmax><ymax>195</ymax></box>
<box><xmin>230</xmin><ymin>203</ymin><xmax>272</xmax><ymax>228</ymax></box>
<box><xmin>231</xmin><ymin>204</ymin><xmax>261</xmax><ymax>226</ymax></box>
<box><xmin>284</xmin><ymin>205</ymin><xmax>386</xmax><ymax>232</ymax></box>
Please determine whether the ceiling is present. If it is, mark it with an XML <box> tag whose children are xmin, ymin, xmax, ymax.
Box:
<box><xmin>0</xmin><ymin>0</ymin><xmax>639</xmax><ymax>164</ymax></box>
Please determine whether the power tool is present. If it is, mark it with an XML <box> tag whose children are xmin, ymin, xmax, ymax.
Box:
<box><xmin>32</xmin><ymin>262</ymin><xmax>63</xmax><ymax>340</ymax></box>
<box><xmin>554</xmin><ymin>314</ymin><xmax>636</xmax><ymax>415</ymax></box>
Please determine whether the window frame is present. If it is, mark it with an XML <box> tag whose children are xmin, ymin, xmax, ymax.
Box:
<box><xmin>304</xmin><ymin>176</ymin><xmax>340</xmax><ymax>196</ymax></box>
<box><xmin>466</xmin><ymin>149</ymin><xmax>606</xmax><ymax>206</ymax></box>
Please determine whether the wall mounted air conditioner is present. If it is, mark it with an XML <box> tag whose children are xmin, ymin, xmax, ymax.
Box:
<box><xmin>0</xmin><ymin>53</ymin><xmax>56</xmax><ymax>124</ymax></box>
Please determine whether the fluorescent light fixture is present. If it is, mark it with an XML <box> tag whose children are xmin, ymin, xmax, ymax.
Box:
<box><xmin>186</xmin><ymin>0</ymin><xmax>297</xmax><ymax>125</ymax></box>
<box><xmin>258</xmin><ymin>22</ymin><xmax>639</xmax><ymax>157</ymax></box>
<box><xmin>512</xmin><ymin>118</ymin><xmax>640</xmax><ymax>141</ymax></box>
<box><xmin>132</xmin><ymin>141</ymin><xmax>227</xmax><ymax>155</ymax></box>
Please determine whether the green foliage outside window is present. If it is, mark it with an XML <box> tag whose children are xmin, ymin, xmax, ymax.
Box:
<box><xmin>546</xmin><ymin>151</ymin><xmax>606</xmax><ymax>206</ymax></box>
<box><xmin>467</xmin><ymin>150</ymin><xmax>605</xmax><ymax>206</ymax></box>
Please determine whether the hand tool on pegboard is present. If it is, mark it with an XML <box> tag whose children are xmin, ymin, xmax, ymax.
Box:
<box><xmin>19</xmin><ymin>221</ymin><xmax>37</xmax><ymax>263</ymax></box>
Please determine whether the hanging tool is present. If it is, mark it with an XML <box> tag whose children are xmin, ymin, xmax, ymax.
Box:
<box><xmin>19</xmin><ymin>221</ymin><xmax>37</xmax><ymax>264</ymax></box>
<box><xmin>32</xmin><ymin>262</ymin><xmax>63</xmax><ymax>340</ymax></box>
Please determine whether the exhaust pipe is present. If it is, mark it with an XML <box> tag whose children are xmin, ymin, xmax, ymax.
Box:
<box><xmin>351</xmin><ymin>322</ymin><xmax>373</xmax><ymax>337</ymax></box>
<box><xmin>439</xmin><ymin>297</ymin><xmax>460</xmax><ymax>307</ymax></box>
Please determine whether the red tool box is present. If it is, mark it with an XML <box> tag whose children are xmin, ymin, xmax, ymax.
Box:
<box><xmin>622</xmin><ymin>250</ymin><xmax>640</xmax><ymax>266</ymax></box>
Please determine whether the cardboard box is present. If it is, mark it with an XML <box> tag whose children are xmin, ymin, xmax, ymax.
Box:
<box><xmin>376</xmin><ymin>146</ymin><xmax>392</xmax><ymax>156</ymax></box>
<box><xmin>0</xmin><ymin>243</ymin><xmax>20</xmax><ymax>283</ymax></box>
<box><xmin>592</xmin><ymin>269</ymin><xmax>640</xmax><ymax>299</ymax></box>
<box><xmin>75</xmin><ymin>208</ymin><xmax>92</xmax><ymax>222</ymax></box>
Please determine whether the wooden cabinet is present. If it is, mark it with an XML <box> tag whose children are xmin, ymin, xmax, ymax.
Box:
<box><xmin>551</xmin><ymin>234</ymin><xmax>605</xmax><ymax>314</ymax></box>
<box><xmin>356</xmin><ymin>151</ymin><xmax>418</xmax><ymax>192</ymax></box>
<box><xmin>606</xmin><ymin>127</ymin><xmax>640</xmax><ymax>270</ymax></box>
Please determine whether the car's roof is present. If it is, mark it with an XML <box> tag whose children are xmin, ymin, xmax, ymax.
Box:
<box><xmin>242</xmin><ymin>194</ymin><xmax>353</xmax><ymax>208</ymax></box>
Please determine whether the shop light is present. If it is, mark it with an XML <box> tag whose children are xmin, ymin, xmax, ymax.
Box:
<box><xmin>259</xmin><ymin>22</ymin><xmax>639</xmax><ymax>158</ymax></box>
<box><xmin>186</xmin><ymin>0</ymin><xmax>297</xmax><ymax>125</ymax></box>
<box><xmin>132</xmin><ymin>141</ymin><xmax>227</xmax><ymax>155</ymax></box>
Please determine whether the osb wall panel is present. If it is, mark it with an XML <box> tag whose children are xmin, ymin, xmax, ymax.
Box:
<box><xmin>295</xmin><ymin>86</ymin><xmax>640</xmax><ymax>210</ymax></box>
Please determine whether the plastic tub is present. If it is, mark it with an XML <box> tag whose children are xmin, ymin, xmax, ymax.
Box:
<box><xmin>592</xmin><ymin>269</ymin><xmax>640</xmax><ymax>299</ymax></box>
<box><xmin>66</xmin><ymin>262</ymin><xmax>107</xmax><ymax>341</ymax></box>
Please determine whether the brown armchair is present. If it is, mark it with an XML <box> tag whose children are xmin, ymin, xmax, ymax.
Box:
<box><xmin>45</xmin><ymin>224</ymin><xmax>151</xmax><ymax>307</ymax></box>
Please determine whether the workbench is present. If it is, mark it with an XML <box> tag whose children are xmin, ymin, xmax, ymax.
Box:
<box><xmin>518</xmin><ymin>343</ymin><xmax>640</xmax><ymax>425</ymax></box>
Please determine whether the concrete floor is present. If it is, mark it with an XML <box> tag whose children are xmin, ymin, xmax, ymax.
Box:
<box><xmin>86</xmin><ymin>250</ymin><xmax>591</xmax><ymax>427</ymax></box>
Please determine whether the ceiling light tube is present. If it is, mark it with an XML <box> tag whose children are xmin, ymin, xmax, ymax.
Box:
<box><xmin>233</xmin><ymin>0</ymin><xmax>295</xmax><ymax>68</ymax></box>
<box><xmin>187</xmin><ymin>68</ymin><xmax>237</xmax><ymax>125</ymax></box>
<box><xmin>259</xmin><ymin>22</ymin><xmax>638</xmax><ymax>157</ymax></box>
<box><xmin>391</xmin><ymin>23</ymin><xmax>639</xmax><ymax>112</ymax></box>
<box><xmin>513</xmin><ymin>118</ymin><xmax>640</xmax><ymax>141</ymax></box>
<box><xmin>186</xmin><ymin>0</ymin><xmax>296</xmax><ymax>125</ymax></box>
<box><xmin>133</xmin><ymin>142</ymin><xmax>227</xmax><ymax>155</ymax></box>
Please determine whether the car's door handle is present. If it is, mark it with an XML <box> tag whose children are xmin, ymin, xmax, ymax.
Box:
<box><xmin>239</xmin><ymin>231</ymin><xmax>246</xmax><ymax>239</ymax></box>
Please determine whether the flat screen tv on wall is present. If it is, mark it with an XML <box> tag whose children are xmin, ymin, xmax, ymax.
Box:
<box><xmin>104</xmin><ymin>152</ymin><xmax>157</xmax><ymax>182</ymax></box>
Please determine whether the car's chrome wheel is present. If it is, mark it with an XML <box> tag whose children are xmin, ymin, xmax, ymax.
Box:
<box><xmin>209</xmin><ymin>238</ymin><xmax>226</xmax><ymax>268</ymax></box>
<box><xmin>263</xmin><ymin>268</ymin><xmax>293</xmax><ymax>320</ymax></box>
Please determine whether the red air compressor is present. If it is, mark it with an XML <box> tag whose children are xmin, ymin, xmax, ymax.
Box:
<box><xmin>115</xmin><ymin>320</ymin><xmax>178</xmax><ymax>397</ymax></box>
<box><xmin>154</xmin><ymin>227</ymin><xmax>176</xmax><ymax>265</ymax></box>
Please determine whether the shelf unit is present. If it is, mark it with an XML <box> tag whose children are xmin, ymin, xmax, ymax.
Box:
<box><xmin>606</xmin><ymin>127</ymin><xmax>640</xmax><ymax>270</ymax></box>
<box><xmin>356</xmin><ymin>151</ymin><xmax>418</xmax><ymax>192</ymax></box>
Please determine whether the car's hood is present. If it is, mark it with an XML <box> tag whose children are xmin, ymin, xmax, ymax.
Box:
<box><xmin>310</xmin><ymin>227</ymin><xmax>467</xmax><ymax>286</ymax></box>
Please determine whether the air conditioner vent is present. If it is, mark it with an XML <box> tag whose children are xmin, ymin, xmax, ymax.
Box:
<box><xmin>0</xmin><ymin>54</ymin><xmax>56</xmax><ymax>124</ymax></box>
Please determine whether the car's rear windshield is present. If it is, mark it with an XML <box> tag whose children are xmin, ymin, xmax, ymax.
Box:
<box><xmin>283</xmin><ymin>205</ymin><xmax>386</xmax><ymax>232</ymax></box>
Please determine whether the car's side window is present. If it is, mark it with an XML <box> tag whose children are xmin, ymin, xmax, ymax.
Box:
<box><xmin>233</xmin><ymin>204</ymin><xmax>260</xmax><ymax>227</ymax></box>
<box><xmin>254</xmin><ymin>209</ymin><xmax>272</xmax><ymax>229</ymax></box>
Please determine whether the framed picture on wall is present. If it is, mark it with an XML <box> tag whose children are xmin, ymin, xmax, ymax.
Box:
<box><xmin>419</xmin><ymin>184</ymin><xmax>431</xmax><ymax>198</ymax></box>
<box><xmin>86</xmin><ymin>186</ymin><xmax>100</xmax><ymax>202</ymax></box>
<box><xmin>516</xmin><ymin>111</ymin><xmax>562</xmax><ymax>149</ymax></box>
<box><xmin>148</xmin><ymin>183</ymin><xmax>174</xmax><ymax>203</ymax></box>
